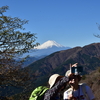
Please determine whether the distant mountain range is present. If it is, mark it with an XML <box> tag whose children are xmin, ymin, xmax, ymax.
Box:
<box><xmin>20</xmin><ymin>40</ymin><xmax>71</xmax><ymax>67</ymax></box>
<box><xmin>25</xmin><ymin>42</ymin><xmax>100</xmax><ymax>87</ymax></box>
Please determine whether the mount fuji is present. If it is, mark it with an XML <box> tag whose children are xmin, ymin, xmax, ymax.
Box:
<box><xmin>20</xmin><ymin>40</ymin><xmax>71</xmax><ymax>67</ymax></box>
<box><xmin>35</xmin><ymin>40</ymin><xmax>65</xmax><ymax>49</ymax></box>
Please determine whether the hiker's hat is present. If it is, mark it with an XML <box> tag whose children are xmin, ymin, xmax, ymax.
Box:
<box><xmin>65</xmin><ymin>70</ymin><xmax>71</xmax><ymax>77</ymax></box>
<box><xmin>48</xmin><ymin>74</ymin><xmax>60</xmax><ymax>88</ymax></box>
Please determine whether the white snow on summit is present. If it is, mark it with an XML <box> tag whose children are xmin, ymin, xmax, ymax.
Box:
<box><xmin>35</xmin><ymin>40</ymin><xmax>64</xmax><ymax>49</ymax></box>
<box><xmin>19</xmin><ymin>40</ymin><xmax>71</xmax><ymax>67</ymax></box>
<box><xmin>20</xmin><ymin>40</ymin><xmax>70</xmax><ymax>58</ymax></box>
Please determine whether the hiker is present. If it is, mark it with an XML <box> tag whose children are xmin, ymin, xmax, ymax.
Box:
<box><xmin>43</xmin><ymin>73</ymin><xmax>69</xmax><ymax>100</ymax></box>
<box><xmin>63</xmin><ymin>63</ymin><xmax>95</xmax><ymax>100</ymax></box>
<box><xmin>29</xmin><ymin>73</ymin><xmax>69</xmax><ymax>100</ymax></box>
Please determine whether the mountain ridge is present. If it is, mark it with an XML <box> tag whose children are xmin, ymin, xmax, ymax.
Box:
<box><xmin>25</xmin><ymin>42</ymin><xmax>100</xmax><ymax>87</ymax></box>
<box><xmin>21</xmin><ymin>40</ymin><xmax>70</xmax><ymax>58</ymax></box>
<box><xmin>20</xmin><ymin>40</ymin><xmax>71</xmax><ymax>67</ymax></box>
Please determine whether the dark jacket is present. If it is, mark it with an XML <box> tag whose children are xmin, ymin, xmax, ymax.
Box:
<box><xmin>43</xmin><ymin>76</ymin><xmax>69</xmax><ymax>100</ymax></box>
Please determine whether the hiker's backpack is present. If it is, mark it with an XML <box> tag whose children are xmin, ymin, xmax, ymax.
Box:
<box><xmin>66</xmin><ymin>83</ymin><xmax>90</xmax><ymax>100</ymax></box>
<box><xmin>29</xmin><ymin>86</ymin><xmax>49</xmax><ymax>100</ymax></box>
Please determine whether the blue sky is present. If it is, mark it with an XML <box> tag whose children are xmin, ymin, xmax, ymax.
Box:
<box><xmin>1</xmin><ymin>0</ymin><xmax>100</xmax><ymax>47</ymax></box>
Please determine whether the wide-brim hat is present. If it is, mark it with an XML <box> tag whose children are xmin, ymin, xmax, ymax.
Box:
<box><xmin>48</xmin><ymin>74</ymin><xmax>63</xmax><ymax>88</ymax></box>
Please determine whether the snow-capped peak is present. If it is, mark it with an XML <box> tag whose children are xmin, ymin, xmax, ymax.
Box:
<box><xmin>35</xmin><ymin>40</ymin><xmax>64</xmax><ymax>49</ymax></box>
